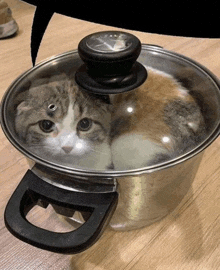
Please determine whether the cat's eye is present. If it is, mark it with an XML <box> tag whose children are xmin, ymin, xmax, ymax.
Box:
<box><xmin>77</xmin><ymin>118</ymin><xmax>92</xmax><ymax>131</ymax></box>
<box><xmin>39</xmin><ymin>120</ymin><xmax>55</xmax><ymax>133</ymax></box>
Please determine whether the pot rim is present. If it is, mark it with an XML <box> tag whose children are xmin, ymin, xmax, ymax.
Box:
<box><xmin>1</xmin><ymin>45</ymin><xmax>220</xmax><ymax>177</ymax></box>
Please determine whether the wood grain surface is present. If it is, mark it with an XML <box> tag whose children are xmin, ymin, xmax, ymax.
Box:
<box><xmin>0</xmin><ymin>1</ymin><xmax>220</xmax><ymax>269</ymax></box>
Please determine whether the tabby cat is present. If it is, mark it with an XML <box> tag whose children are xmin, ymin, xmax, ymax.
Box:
<box><xmin>15</xmin><ymin>69</ymin><xmax>206</xmax><ymax>171</ymax></box>
<box><xmin>15</xmin><ymin>74</ymin><xmax>112</xmax><ymax>170</ymax></box>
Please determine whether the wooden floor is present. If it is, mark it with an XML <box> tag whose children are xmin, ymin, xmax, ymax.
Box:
<box><xmin>0</xmin><ymin>1</ymin><xmax>220</xmax><ymax>269</ymax></box>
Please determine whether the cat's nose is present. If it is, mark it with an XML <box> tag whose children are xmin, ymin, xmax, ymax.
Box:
<box><xmin>62</xmin><ymin>146</ymin><xmax>73</xmax><ymax>154</ymax></box>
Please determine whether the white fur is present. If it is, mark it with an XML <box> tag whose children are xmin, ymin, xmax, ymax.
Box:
<box><xmin>62</xmin><ymin>103</ymin><xmax>75</xmax><ymax>131</ymax></box>
<box><xmin>111</xmin><ymin>134</ymin><xmax>168</xmax><ymax>170</ymax></box>
<box><xmin>45</xmin><ymin>103</ymin><xmax>84</xmax><ymax>155</ymax></box>
<box><xmin>42</xmin><ymin>103</ymin><xmax>112</xmax><ymax>170</ymax></box>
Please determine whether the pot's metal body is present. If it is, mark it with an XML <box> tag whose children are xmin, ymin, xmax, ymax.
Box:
<box><xmin>1</xmin><ymin>41</ymin><xmax>220</xmax><ymax>252</ymax></box>
<box><xmin>110</xmin><ymin>153</ymin><xmax>203</xmax><ymax>230</ymax></box>
<box><xmin>28</xmin><ymin>152</ymin><xmax>203</xmax><ymax>231</ymax></box>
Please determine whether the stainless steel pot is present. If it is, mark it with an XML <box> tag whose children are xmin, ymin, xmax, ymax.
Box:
<box><xmin>1</xmin><ymin>31</ymin><xmax>220</xmax><ymax>254</ymax></box>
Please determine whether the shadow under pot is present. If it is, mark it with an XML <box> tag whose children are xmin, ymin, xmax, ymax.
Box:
<box><xmin>1</xmin><ymin>31</ymin><xmax>220</xmax><ymax>254</ymax></box>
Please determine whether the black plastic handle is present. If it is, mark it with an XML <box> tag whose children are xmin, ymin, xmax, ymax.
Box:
<box><xmin>4</xmin><ymin>170</ymin><xmax>118</xmax><ymax>254</ymax></box>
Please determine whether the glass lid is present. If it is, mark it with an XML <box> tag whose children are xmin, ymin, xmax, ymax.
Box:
<box><xmin>1</xmin><ymin>31</ymin><xmax>220</xmax><ymax>175</ymax></box>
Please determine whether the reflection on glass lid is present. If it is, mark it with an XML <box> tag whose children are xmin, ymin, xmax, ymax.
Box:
<box><xmin>86</xmin><ymin>32</ymin><xmax>132</xmax><ymax>53</ymax></box>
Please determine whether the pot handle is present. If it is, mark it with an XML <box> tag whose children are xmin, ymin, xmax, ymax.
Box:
<box><xmin>4</xmin><ymin>170</ymin><xmax>118</xmax><ymax>254</ymax></box>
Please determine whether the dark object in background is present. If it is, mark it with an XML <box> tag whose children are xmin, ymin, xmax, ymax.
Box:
<box><xmin>19</xmin><ymin>0</ymin><xmax>219</xmax><ymax>65</ymax></box>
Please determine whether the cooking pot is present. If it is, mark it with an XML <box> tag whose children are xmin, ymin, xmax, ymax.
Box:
<box><xmin>1</xmin><ymin>31</ymin><xmax>220</xmax><ymax>254</ymax></box>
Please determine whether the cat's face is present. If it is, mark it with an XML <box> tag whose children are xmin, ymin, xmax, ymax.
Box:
<box><xmin>15</xmin><ymin>79</ymin><xmax>112</xmax><ymax>169</ymax></box>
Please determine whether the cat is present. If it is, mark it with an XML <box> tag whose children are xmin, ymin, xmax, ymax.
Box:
<box><xmin>15</xmin><ymin>68</ymin><xmax>206</xmax><ymax>171</ymax></box>
<box><xmin>110</xmin><ymin>67</ymin><xmax>206</xmax><ymax>170</ymax></box>
<box><xmin>15</xmin><ymin>74</ymin><xmax>113</xmax><ymax>170</ymax></box>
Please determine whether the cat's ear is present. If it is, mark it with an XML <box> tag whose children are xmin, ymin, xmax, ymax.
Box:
<box><xmin>17</xmin><ymin>101</ymin><xmax>31</xmax><ymax>115</ymax></box>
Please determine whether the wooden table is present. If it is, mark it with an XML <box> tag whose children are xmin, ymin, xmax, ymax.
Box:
<box><xmin>0</xmin><ymin>1</ymin><xmax>220</xmax><ymax>269</ymax></box>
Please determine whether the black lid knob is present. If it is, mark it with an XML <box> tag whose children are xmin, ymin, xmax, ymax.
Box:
<box><xmin>75</xmin><ymin>31</ymin><xmax>147</xmax><ymax>94</ymax></box>
<box><xmin>78</xmin><ymin>31</ymin><xmax>141</xmax><ymax>76</ymax></box>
